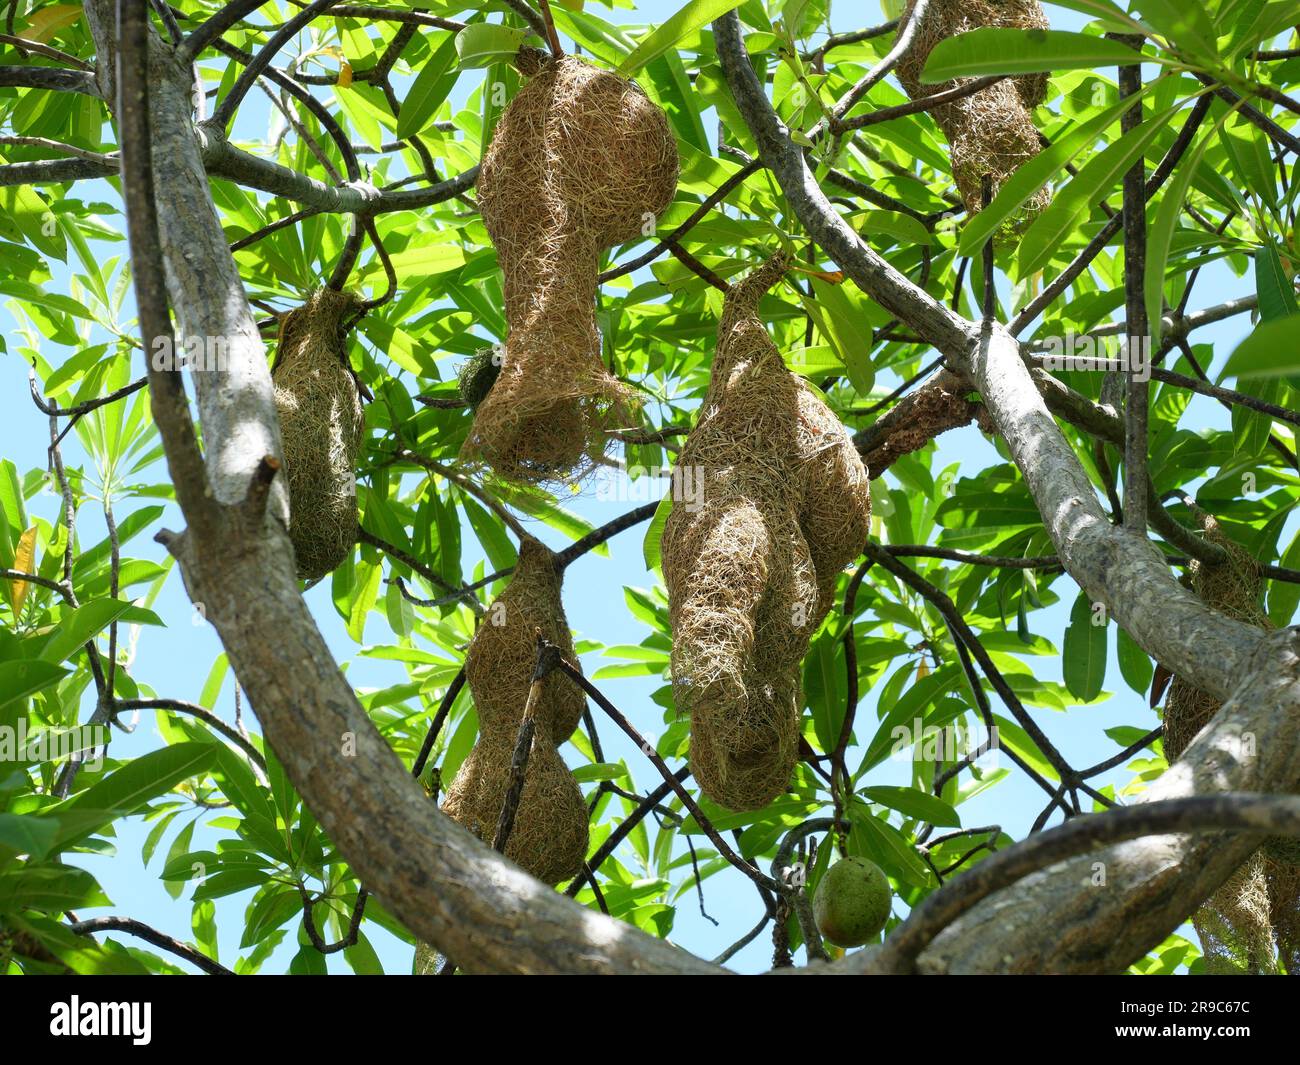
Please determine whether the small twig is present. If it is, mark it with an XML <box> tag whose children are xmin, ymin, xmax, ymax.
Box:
<box><xmin>412</xmin><ymin>669</ymin><xmax>466</xmax><ymax>779</ymax></box>
<box><xmin>599</xmin><ymin>160</ymin><xmax>762</xmax><ymax>283</ymax></box>
<box><xmin>358</xmin><ymin>528</ymin><xmax>483</xmax><ymax>615</ymax></box>
<box><xmin>536</xmin><ymin>0</ymin><xmax>563</xmax><ymax>56</ymax></box>
<box><xmin>298</xmin><ymin>884</ymin><xmax>368</xmax><ymax>954</ymax></box>
<box><xmin>70</xmin><ymin>917</ymin><xmax>233</xmax><ymax>975</ymax></box>
<box><xmin>493</xmin><ymin>637</ymin><xmax>557</xmax><ymax>853</ymax></box>
<box><xmin>0</xmin><ymin>32</ymin><xmax>92</xmax><ymax>69</ymax></box>
<box><xmin>829</xmin><ymin>0</ymin><xmax>931</xmax><ymax>126</ymax></box>
<box><xmin>117</xmin><ymin>698</ymin><xmax>268</xmax><ymax>773</ymax></box>
<box><xmin>546</xmin><ymin>645</ymin><xmax>782</xmax><ymax>895</ymax></box>
<box><xmin>668</xmin><ymin>242</ymin><xmax>729</xmax><ymax>291</ymax></box>
<box><xmin>394</xmin><ymin>449</ymin><xmax>529</xmax><ymax>541</ymax></box>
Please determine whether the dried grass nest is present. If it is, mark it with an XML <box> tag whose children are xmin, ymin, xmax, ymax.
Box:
<box><xmin>1162</xmin><ymin>516</ymin><xmax>1298</xmax><ymax>973</ymax></box>
<box><xmin>272</xmin><ymin>287</ymin><xmax>366</xmax><ymax>582</ymax></box>
<box><xmin>462</xmin><ymin>50</ymin><xmax>679</xmax><ymax>483</ymax></box>
<box><xmin>896</xmin><ymin>0</ymin><xmax>1051</xmax><ymax>221</ymax></box>
<box><xmin>440</xmin><ymin>538</ymin><xmax>589</xmax><ymax>885</ymax></box>
<box><xmin>662</xmin><ymin>255</ymin><xmax>872</xmax><ymax>811</ymax></box>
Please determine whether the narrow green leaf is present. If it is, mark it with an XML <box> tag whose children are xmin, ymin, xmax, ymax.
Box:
<box><xmin>39</xmin><ymin>599</ymin><xmax>163</xmax><ymax>666</ymax></box>
<box><xmin>861</xmin><ymin>785</ymin><xmax>961</xmax><ymax>827</ymax></box>
<box><xmin>1222</xmin><ymin>317</ymin><xmax>1300</xmax><ymax>380</ymax></box>
<box><xmin>396</xmin><ymin>33</ymin><xmax>458</xmax><ymax>139</ymax></box>
<box><xmin>1145</xmin><ymin>120</ymin><xmax>1218</xmax><ymax>346</ymax></box>
<box><xmin>1116</xmin><ymin>627</ymin><xmax>1154</xmax><ymax>696</ymax></box>
<box><xmin>617</xmin><ymin>0</ymin><xmax>745</xmax><ymax>76</ymax></box>
<box><xmin>642</xmin><ymin>493</ymin><xmax>672</xmax><ymax>573</ymax></box>
<box><xmin>1018</xmin><ymin>104</ymin><xmax>1175</xmax><ymax>278</ymax></box>
<box><xmin>921</xmin><ymin>28</ymin><xmax>1143</xmax><ymax>82</ymax></box>
<box><xmin>1129</xmin><ymin>0</ymin><xmax>1220</xmax><ymax>61</ymax></box>
<box><xmin>1256</xmin><ymin>243</ymin><xmax>1299</xmax><ymax>322</ymax></box>
<box><xmin>0</xmin><ymin>659</ymin><xmax>69</xmax><ymax>711</ymax></box>
<box><xmin>54</xmin><ymin>743</ymin><xmax>219</xmax><ymax>845</ymax></box>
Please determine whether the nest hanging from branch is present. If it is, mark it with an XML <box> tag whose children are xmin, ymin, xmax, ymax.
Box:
<box><xmin>461</xmin><ymin>51</ymin><xmax>679</xmax><ymax>483</ymax></box>
<box><xmin>272</xmin><ymin>287</ymin><xmax>366</xmax><ymax>581</ymax></box>
<box><xmin>662</xmin><ymin>255</ymin><xmax>872</xmax><ymax>811</ymax></box>
<box><xmin>896</xmin><ymin>0</ymin><xmax>1051</xmax><ymax>221</ymax></box>
<box><xmin>441</xmin><ymin>539</ymin><xmax>589</xmax><ymax>885</ymax></box>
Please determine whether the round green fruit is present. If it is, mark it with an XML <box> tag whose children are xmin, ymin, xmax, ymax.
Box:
<box><xmin>813</xmin><ymin>856</ymin><xmax>892</xmax><ymax>948</ymax></box>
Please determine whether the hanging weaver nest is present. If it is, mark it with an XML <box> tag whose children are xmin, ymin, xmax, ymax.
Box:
<box><xmin>896</xmin><ymin>0</ymin><xmax>1051</xmax><ymax>221</ymax></box>
<box><xmin>1162</xmin><ymin>516</ymin><xmax>1297</xmax><ymax>973</ymax></box>
<box><xmin>272</xmin><ymin>287</ymin><xmax>366</xmax><ymax>582</ymax></box>
<box><xmin>441</xmin><ymin>539</ymin><xmax>589</xmax><ymax>884</ymax></box>
<box><xmin>461</xmin><ymin>51</ymin><xmax>679</xmax><ymax>483</ymax></box>
<box><xmin>662</xmin><ymin>255</ymin><xmax>872</xmax><ymax>811</ymax></box>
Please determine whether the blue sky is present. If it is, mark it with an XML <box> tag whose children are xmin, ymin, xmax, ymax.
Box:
<box><xmin>1</xmin><ymin>2</ymin><xmax>1283</xmax><ymax>973</ymax></box>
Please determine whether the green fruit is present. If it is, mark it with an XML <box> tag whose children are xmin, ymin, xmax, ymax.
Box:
<box><xmin>813</xmin><ymin>857</ymin><xmax>892</xmax><ymax>948</ymax></box>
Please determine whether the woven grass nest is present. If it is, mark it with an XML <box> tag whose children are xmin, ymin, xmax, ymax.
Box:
<box><xmin>441</xmin><ymin>538</ymin><xmax>589</xmax><ymax>885</ymax></box>
<box><xmin>272</xmin><ymin>287</ymin><xmax>366</xmax><ymax>582</ymax></box>
<box><xmin>461</xmin><ymin>50</ymin><xmax>679</xmax><ymax>483</ymax></box>
<box><xmin>896</xmin><ymin>0</ymin><xmax>1051</xmax><ymax>221</ymax></box>
<box><xmin>662</xmin><ymin>255</ymin><xmax>872</xmax><ymax>811</ymax></box>
<box><xmin>1162</xmin><ymin>516</ymin><xmax>1298</xmax><ymax>973</ymax></box>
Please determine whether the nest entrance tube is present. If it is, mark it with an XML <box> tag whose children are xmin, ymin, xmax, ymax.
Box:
<box><xmin>662</xmin><ymin>256</ymin><xmax>872</xmax><ymax>811</ymax></box>
<box><xmin>462</xmin><ymin>53</ymin><xmax>679</xmax><ymax>483</ymax></box>
<box><xmin>272</xmin><ymin>287</ymin><xmax>366</xmax><ymax>582</ymax></box>
<box><xmin>441</xmin><ymin>539</ymin><xmax>590</xmax><ymax>885</ymax></box>
<box><xmin>896</xmin><ymin>0</ymin><xmax>1051</xmax><ymax>222</ymax></box>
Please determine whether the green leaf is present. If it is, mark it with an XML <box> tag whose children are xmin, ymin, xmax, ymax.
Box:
<box><xmin>1222</xmin><ymin>318</ymin><xmax>1300</xmax><ymax>380</ymax></box>
<box><xmin>0</xmin><ymin>865</ymin><xmax>109</xmax><ymax>914</ymax></box>
<box><xmin>396</xmin><ymin>33</ymin><xmax>460</xmax><ymax>139</ymax></box>
<box><xmin>1256</xmin><ymin>244</ymin><xmax>1299</xmax><ymax>323</ymax></box>
<box><xmin>1269</xmin><ymin>525</ymin><xmax>1300</xmax><ymax>626</ymax></box>
<box><xmin>617</xmin><ymin>0</ymin><xmax>745</xmax><ymax>76</ymax></box>
<box><xmin>1062</xmin><ymin>592</ymin><xmax>1107</xmax><ymax>701</ymax></box>
<box><xmin>0</xmin><ymin>182</ymin><xmax>66</xmax><ymax>260</ymax></box>
<box><xmin>1145</xmin><ymin>120</ymin><xmax>1219</xmax><ymax>346</ymax></box>
<box><xmin>0</xmin><ymin>659</ymin><xmax>69</xmax><ymax>711</ymax></box>
<box><xmin>643</xmin><ymin>493</ymin><xmax>672</xmax><ymax>572</ymax></box>
<box><xmin>571</xmin><ymin>762</ymin><xmax>630</xmax><ymax>783</ymax></box>
<box><xmin>1017</xmin><ymin>103</ymin><xmax>1175</xmax><ymax>279</ymax></box>
<box><xmin>346</xmin><ymin>559</ymin><xmax>382</xmax><ymax>643</ymax></box>
<box><xmin>0</xmin><ymin>813</ymin><xmax>60</xmax><ymax>860</ymax></box>
<box><xmin>850</xmin><ymin>807</ymin><xmax>932</xmax><ymax>889</ymax></box>
<box><xmin>54</xmin><ymin>743</ymin><xmax>219</xmax><ymax>845</ymax></box>
<box><xmin>921</xmin><ymin>28</ymin><xmax>1144</xmax><ymax>82</ymax></box>
<box><xmin>1116</xmin><ymin>627</ymin><xmax>1154</xmax><ymax>696</ymax></box>
<box><xmin>455</xmin><ymin>23</ymin><xmax>528</xmax><ymax>68</ymax></box>
<box><xmin>38</xmin><ymin>598</ymin><xmax>164</xmax><ymax>666</ymax></box>
<box><xmin>861</xmin><ymin>786</ymin><xmax>961</xmax><ymax>827</ymax></box>
<box><xmin>805</xmin><ymin>278</ymin><xmax>874</xmax><ymax>394</ymax></box>
<box><xmin>1129</xmin><ymin>0</ymin><xmax>1219</xmax><ymax>61</ymax></box>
